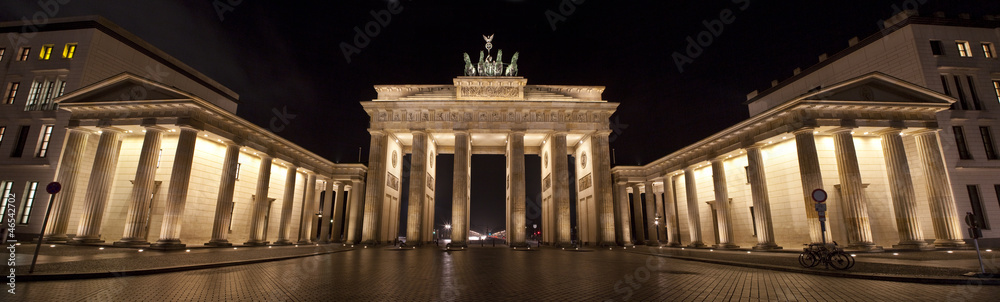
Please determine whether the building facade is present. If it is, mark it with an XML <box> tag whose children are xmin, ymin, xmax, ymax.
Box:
<box><xmin>0</xmin><ymin>16</ymin><xmax>365</xmax><ymax>248</ymax></box>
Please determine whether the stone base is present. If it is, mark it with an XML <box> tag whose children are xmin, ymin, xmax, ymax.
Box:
<box><xmin>846</xmin><ymin>243</ymin><xmax>884</xmax><ymax>252</ymax></box>
<box><xmin>295</xmin><ymin>240</ymin><xmax>313</xmax><ymax>245</ymax></box>
<box><xmin>150</xmin><ymin>240</ymin><xmax>187</xmax><ymax>250</ymax></box>
<box><xmin>113</xmin><ymin>240</ymin><xmax>150</xmax><ymax>247</ymax></box>
<box><xmin>892</xmin><ymin>242</ymin><xmax>936</xmax><ymax>251</ymax></box>
<box><xmin>687</xmin><ymin>242</ymin><xmax>707</xmax><ymax>248</ymax></box>
<box><xmin>67</xmin><ymin>237</ymin><xmax>104</xmax><ymax>245</ymax></box>
<box><xmin>752</xmin><ymin>243</ymin><xmax>782</xmax><ymax>251</ymax></box>
<box><xmin>668</xmin><ymin>242</ymin><xmax>683</xmax><ymax>247</ymax></box>
<box><xmin>204</xmin><ymin>240</ymin><xmax>233</xmax><ymax>247</ymax></box>
<box><xmin>934</xmin><ymin>239</ymin><xmax>970</xmax><ymax>249</ymax></box>
<box><xmin>273</xmin><ymin>239</ymin><xmax>294</xmax><ymax>245</ymax></box>
<box><xmin>43</xmin><ymin>235</ymin><xmax>70</xmax><ymax>243</ymax></box>
<box><xmin>243</xmin><ymin>241</ymin><xmax>270</xmax><ymax>246</ymax></box>
<box><xmin>714</xmin><ymin>243</ymin><xmax>739</xmax><ymax>249</ymax></box>
<box><xmin>646</xmin><ymin>241</ymin><xmax>662</xmax><ymax>246</ymax></box>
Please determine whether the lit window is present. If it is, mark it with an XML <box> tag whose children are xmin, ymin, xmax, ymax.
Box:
<box><xmin>25</xmin><ymin>78</ymin><xmax>65</xmax><ymax>111</ymax></box>
<box><xmin>38</xmin><ymin>44</ymin><xmax>53</xmax><ymax>60</ymax></box>
<box><xmin>0</xmin><ymin>182</ymin><xmax>13</xmax><ymax>212</ymax></box>
<box><xmin>968</xmin><ymin>185</ymin><xmax>989</xmax><ymax>230</ymax></box>
<box><xmin>954</xmin><ymin>126</ymin><xmax>972</xmax><ymax>160</ymax></box>
<box><xmin>930</xmin><ymin>40</ymin><xmax>944</xmax><ymax>55</ymax></box>
<box><xmin>984</xmin><ymin>43</ymin><xmax>996</xmax><ymax>59</ymax></box>
<box><xmin>957</xmin><ymin>41</ymin><xmax>972</xmax><ymax>57</ymax></box>
<box><xmin>19</xmin><ymin>182</ymin><xmax>38</xmax><ymax>224</ymax></box>
<box><xmin>0</xmin><ymin>48</ymin><xmax>5</xmax><ymax>61</ymax></box>
<box><xmin>156</xmin><ymin>148</ymin><xmax>163</xmax><ymax>168</ymax></box>
<box><xmin>17</xmin><ymin>47</ymin><xmax>30</xmax><ymax>61</ymax></box>
<box><xmin>62</xmin><ymin>43</ymin><xmax>77</xmax><ymax>59</ymax></box>
<box><xmin>0</xmin><ymin>126</ymin><xmax>5</xmax><ymax>146</ymax></box>
<box><xmin>994</xmin><ymin>80</ymin><xmax>1000</xmax><ymax>104</ymax></box>
<box><xmin>4</xmin><ymin>82</ymin><xmax>17</xmax><ymax>104</ymax></box>
<box><xmin>36</xmin><ymin>125</ymin><xmax>53</xmax><ymax>158</ymax></box>
<box><xmin>982</xmin><ymin>127</ymin><xmax>998</xmax><ymax>160</ymax></box>
<box><xmin>235</xmin><ymin>162</ymin><xmax>242</xmax><ymax>180</ymax></box>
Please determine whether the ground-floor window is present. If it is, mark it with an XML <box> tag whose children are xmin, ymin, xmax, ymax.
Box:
<box><xmin>968</xmin><ymin>185</ymin><xmax>989</xmax><ymax>230</ymax></box>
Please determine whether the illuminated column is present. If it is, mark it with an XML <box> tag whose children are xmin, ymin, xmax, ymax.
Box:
<box><xmin>206</xmin><ymin>141</ymin><xmax>240</xmax><ymax>246</ymax></box>
<box><xmin>643</xmin><ymin>181</ymin><xmax>660</xmax><ymax>246</ymax></box>
<box><xmin>914</xmin><ymin>130</ymin><xmax>966</xmax><ymax>247</ymax></box>
<box><xmin>615</xmin><ymin>181</ymin><xmax>634</xmax><ymax>246</ymax></box>
<box><xmin>507</xmin><ymin>131</ymin><xmax>527</xmax><ymax>247</ymax></box>
<box><xmin>330</xmin><ymin>181</ymin><xmax>347</xmax><ymax>243</ymax></box>
<box><xmin>831</xmin><ymin>128</ymin><xmax>879</xmax><ymax>250</ymax></box>
<box><xmin>451</xmin><ymin>131</ymin><xmax>471</xmax><ymax>247</ymax></box>
<box><xmin>346</xmin><ymin>179</ymin><xmax>365</xmax><ymax>243</ymax></box>
<box><xmin>244</xmin><ymin>154</ymin><xmax>273</xmax><ymax>246</ymax></box>
<box><xmin>296</xmin><ymin>172</ymin><xmax>317</xmax><ymax>244</ymax></box>
<box><xmin>115</xmin><ymin>126</ymin><xmax>164</xmax><ymax>246</ymax></box>
<box><xmin>711</xmin><ymin>158</ymin><xmax>738</xmax><ymax>249</ymax></box>
<box><xmin>653</xmin><ymin>184</ymin><xmax>667</xmax><ymax>243</ymax></box>
<box><xmin>662</xmin><ymin>174</ymin><xmax>681</xmax><ymax>247</ymax></box>
<box><xmin>630</xmin><ymin>183</ymin><xmax>645</xmax><ymax>245</ymax></box>
<box><xmin>877</xmin><ymin>128</ymin><xmax>931</xmax><ymax>250</ymax></box>
<box><xmin>552</xmin><ymin>133</ymin><xmax>572</xmax><ymax>247</ymax></box>
<box><xmin>275</xmin><ymin>163</ymin><xmax>298</xmax><ymax>245</ymax></box>
<box><xmin>684</xmin><ymin>167</ymin><xmax>705</xmax><ymax>247</ymax></box>
<box><xmin>318</xmin><ymin>180</ymin><xmax>335</xmax><ymax>243</ymax></box>
<box><xmin>590</xmin><ymin>131</ymin><xmax>617</xmax><ymax>246</ymax></box>
<box><xmin>406</xmin><ymin>130</ymin><xmax>429</xmax><ymax>244</ymax></box>
<box><xmin>794</xmin><ymin>128</ymin><xmax>825</xmax><ymax>244</ymax></box>
<box><xmin>152</xmin><ymin>126</ymin><xmax>198</xmax><ymax>249</ymax></box>
<box><xmin>361</xmin><ymin>131</ymin><xmax>387</xmax><ymax>245</ymax></box>
<box><xmin>72</xmin><ymin>128</ymin><xmax>123</xmax><ymax>244</ymax></box>
<box><xmin>44</xmin><ymin>128</ymin><xmax>89</xmax><ymax>242</ymax></box>
<box><xmin>747</xmin><ymin>145</ymin><xmax>781</xmax><ymax>250</ymax></box>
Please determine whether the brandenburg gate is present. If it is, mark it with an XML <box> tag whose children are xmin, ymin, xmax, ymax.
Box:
<box><xmin>358</xmin><ymin>37</ymin><xmax>621</xmax><ymax>247</ymax></box>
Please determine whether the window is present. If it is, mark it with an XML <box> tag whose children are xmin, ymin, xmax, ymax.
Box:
<box><xmin>38</xmin><ymin>44</ymin><xmax>53</xmax><ymax>60</ymax></box>
<box><xmin>36</xmin><ymin>125</ymin><xmax>53</xmax><ymax>158</ymax></box>
<box><xmin>235</xmin><ymin>163</ymin><xmax>242</xmax><ymax>180</ymax></box>
<box><xmin>0</xmin><ymin>48</ymin><xmax>5</xmax><ymax>61</ymax></box>
<box><xmin>994</xmin><ymin>80</ymin><xmax>1000</xmax><ymax>105</ymax></box>
<box><xmin>954</xmin><ymin>126</ymin><xmax>972</xmax><ymax>160</ymax></box>
<box><xmin>982</xmin><ymin>127</ymin><xmax>998</xmax><ymax>160</ymax></box>
<box><xmin>968</xmin><ymin>185</ymin><xmax>989</xmax><ymax>230</ymax></box>
<box><xmin>930</xmin><ymin>40</ymin><xmax>944</xmax><ymax>55</ymax></box>
<box><xmin>984</xmin><ymin>43</ymin><xmax>996</xmax><ymax>58</ymax></box>
<box><xmin>967</xmin><ymin>76</ymin><xmax>983</xmax><ymax>110</ymax></box>
<box><xmin>24</xmin><ymin>78</ymin><xmax>65</xmax><ymax>111</ymax></box>
<box><xmin>17</xmin><ymin>47</ymin><xmax>29</xmax><ymax>61</ymax></box>
<box><xmin>0</xmin><ymin>126</ymin><xmax>5</xmax><ymax>147</ymax></box>
<box><xmin>749</xmin><ymin>206</ymin><xmax>757</xmax><ymax>236</ymax></box>
<box><xmin>744</xmin><ymin>166</ymin><xmax>750</xmax><ymax>184</ymax></box>
<box><xmin>10</xmin><ymin>126</ymin><xmax>29</xmax><ymax>158</ymax></box>
<box><xmin>957</xmin><ymin>41</ymin><xmax>972</xmax><ymax>57</ymax></box>
<box><xmin>0</xmin><ymin>182</ymin><xmax>13</xmax><ymax>214</ymax></box>
<box><xmin>4</xmin><ymin>82</ymin><xmax>17</xmax><ymax>104</ymax></box>
<box><xmin>18</xmin><ymin>182</ymin><xmax>38</xmax><ymax>224</ymax></box>
<box><xmin>62</xmin><ymin>43</ymin><xmax>77</xmax><ymax>59</ymax></box>
<box><xmin>954</xmin><ymin>76</ymin><xmax>970</xmax><ymax>110</ymax></box>
<box><xmin>941</xmin><ymin>75</ymin><xmax>957</xmax><ymax>110</ymax></box>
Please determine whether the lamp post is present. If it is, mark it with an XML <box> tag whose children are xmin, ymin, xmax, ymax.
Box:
<box><xmin>654</xmin><ymin>216</ymin><xmax>660</xmax><ymax>245</ymax></box>
<box><xmin>445</xmin><ymin>224</ymin><xmax>451</xmax><ymax>241</ymax></box>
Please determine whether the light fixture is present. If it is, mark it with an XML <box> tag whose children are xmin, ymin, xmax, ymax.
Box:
<box><xmin>186</xmin><ymin>249</ymin><xmax>191</xmax><ymax>252</ymax></box>
<box><xmin>947</xmin><ymin>250</ymin><xmax>953</xmax><ymax>254</ymax></box>
<box><xmin>50</xmin><ymin>245</ymin><xmax>55</xmax><ymax>248</ymax></box>
<box><xmin>782</xmin><ymin>136</ymin><xmax>786</xmax><ymax>139</ymax></box>
<box><xmin>813</xmin><ymin>131</ymin><xmax>819</xmax><ymax>134</ymax></box>
<box><xmin>892</xmin><ymin>252</ymin><xmax>898</xmax><ymax>256</ymax></box>
<box><xmin>99</xmin><ymin>247</ymin><xmax>105</xmax><ymax>250</ymax></box>
<box><xmin>142</xmin><ymin>130</ymin><xmax>146</xmax><ymax>133</ymax></box>
<box><xmin>138</xmin><ymin>249</ymin><xmax>144</xmax><ymax>252</ymax></box>
<box><xmin>863</xmin><ymin>132</ymin><xmax>869</xmax><ymax>135</ymax></box>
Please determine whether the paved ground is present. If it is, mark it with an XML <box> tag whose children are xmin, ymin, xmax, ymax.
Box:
<box><xmin>9</xmin><ymin>245</ymin><xmax>1000</xmax><ymax>301</ymax></box>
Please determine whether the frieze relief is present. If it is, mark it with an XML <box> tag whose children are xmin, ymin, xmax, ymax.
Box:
<box><xmin>372</xmin><ymin>109</ymin><xmax>608</xmax><ymax>124</ymax></box>
<box><xmin>460</xmin><ymin>86</ymin><xmax>520</xmax><ymax>98</ymax></box>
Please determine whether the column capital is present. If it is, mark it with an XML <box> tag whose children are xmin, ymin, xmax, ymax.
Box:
<box><xmin>828</xmin><ymin>126</ymin><xmax>856</xmax><ymax>134</ymax></box>
<box><xmin>793</xmin><ymin>127</ymin><xmax>818</xmax><ymax>135</ymax></box>
<box><xmin>873</xmin><ymin>127</ymin><xmax>905</xmax><ymax>136</ymax></box>
<box><xmin>909</xmin><ymin>128</ymin><xmax>940</xmax><ymax>137</ymax></box>
<box><xmin>97</xmin><ymin>126</ymin><xmax>126</xmax><ymax>133</ymax></box>
<box><xmin>143</xmin><ymin>125</ymin><xmax>169</xmax><ymax>133</ymax></box>
<box><xmin>593</xmin><ymin>130</ymin><xmax>612</xmax><ymax>137</ymax></box>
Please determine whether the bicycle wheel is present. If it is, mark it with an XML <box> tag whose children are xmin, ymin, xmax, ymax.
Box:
<box><xmin>829</xmin><ymin>252</ymin><xmax>853</xmax><ymax>270</ymax></box>
<box><xmin>799</xmin><ymin>251</ymin><xmax>819</xmax><ymax>268</ymax></box>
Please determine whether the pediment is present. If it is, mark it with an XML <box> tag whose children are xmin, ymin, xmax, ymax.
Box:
<box><xmin>803</xmin><ymin>73</ymin><xmax>953</xmax><ymax>105</ymax></box>
<box><xmin>56</xmin><ymin>73</ymin><xmax>193</xmax><ymax>104</ymax></box>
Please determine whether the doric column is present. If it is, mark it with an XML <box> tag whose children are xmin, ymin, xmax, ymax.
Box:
<box><xmin>361</xmin><ymin>131</ymin><xmax>388</xmax><ymax>245</ymax></box>
<box><xmin>346</xmin><ymin>179</ymin><xmax>365</xmax><ymax>243</ymax></box>
<box><xmin>244</xmin><ymin>154</ymin><xmax>273</xmax><ymax>245</ymax></box>
<box><xmin>711</xmin><ymin>158</ymin><xmax>738</xmax><ymax>249</ymax></box>
<box><xmin>914</xmin><ymin>130</ymin><xmax>965</xmax><ymax>247</ymax></box>
<box><xmin>405</xmin><ymin>130</ymin><xmax>429</xmax><ymax>245</ymax></box>
<box><xmin>831</xmin><ymin>128</ymin><xmax>879</xmax><ymax>250</ymax></box>
<box><xmin>794</xmin><ymin>128</ymin><xmax>825</xmax><ymax>244</ymax></box>
<box><xmin>630</xmin><ymin>184</ymin><xmax>646</xmax><ymax>245</ymax></box>
<box><xmin>330</xmin><ymin>181</ymin><xmax>347</xmax><ymax>243</ymax></box>
<box><xmin>615</xmin><ymin>181</ymin><xmax>634</xmax><ymax>246</ymax></box>
<box><xmin>683</xmin><ymin>167</ymin><xmax>705</xmax><ymax>247</ymax></box>
<box><xmin>653</xmin><ymin>184</ymin><xmax>667</xmax><ymax>243</ymax></box>
<box><xmin>151</xmin><ymin>127</ymin><xmax>198</xmax><ymax>249</ymax></box>
<box><xmin>71</xmin><ymin>128</ymin><xmax>123</xmax><ymax>244</ymax></box>
<box><xmin>643</xmin><ymin>181</ymin><xmax>660</xmax><ymax>246</ymax></box>
<box><xmin>296</xmin><ymin>172</ymin><xmax>317</xmax><ymax>244</ymax></box>
<box><xmin>275</xmin><ymin>163</ymin><xmax>298</xmax><ymax>245</ymax></box>
<box><xmin>551</xmin><ymin>133</ymin><xmax>572</xmax><ymax>247</ymax></box>
<box><xmin>591</xmin><ymin>131</ymin><xmax>616</xmax><ymax>246</ymax></box>
<box><xmin>507</xmin><ymin>131</ymin><xmax>527</xmax><ymax>247</ymax></box>
<box><xmin>44</xmin><ymin>128</ymin><xmax>89</xmax><ymax>242</ymax></box>
<box><xmin>451</xmin><ymin>131</ymin><xmax>471</xmax><ymax>247</ymax></box>
<box><xmin>318</xmin><ymin>180</ymin><xmax>335</xmax><ymax>243</ymax></box>
<box><xmin>662</xmin><ymin>174</ymin><xmax>681</xmax><ymax>246</ymax></box>
<box><xmin>115</xmin><ymin>126</ymin><xmax>164</xmax><ymax>246</ymax></box>
<box><xmin>877</xmin><ymin>128</ymin><xmax>931</xmax><ymax>250</ymax></box>
<box><xmin>747</xmin><ymin>145</ymin><xmax>781</xmax><ymax>250</ymax></box>
<box><xmin>206</xmin><ymin>141</ymin><xmax>240</xmax><ymax>246</ymax></box>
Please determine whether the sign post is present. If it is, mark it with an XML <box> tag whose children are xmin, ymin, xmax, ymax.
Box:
<box><xmin>811</xmin><ymin>189</ymin><xmax>828</xmax><ymax>245</ymax></box>
<box><xmin>29</xmin><ymin>182</ymin><xmax>61</xmax><ymax>273</ymax></box>
<box><xmin>965</xmin><ymin>212</ymin><xmax>987</xmax><ymax>275</ymax></box>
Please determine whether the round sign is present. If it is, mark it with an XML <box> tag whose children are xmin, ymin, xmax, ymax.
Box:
<box><xmin>46</xmin><ymin>182</ymin><xmax>62</xmax><ymax>194</ymax></box>
<box><xmin>811</xmin><ymin>189</ymin><xmax>827</xmax><ymax>203</ymax></box>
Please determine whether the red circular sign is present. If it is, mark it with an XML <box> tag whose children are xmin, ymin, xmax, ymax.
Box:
<box><xmin>811</xmin><ymin>189</ymin><xmax>827</xmax><ymax>203</ymax></box>
<box><xmin>46</xmin><ymin>182</ymin><xmax>61</xmax><ymax>194</ymax></box>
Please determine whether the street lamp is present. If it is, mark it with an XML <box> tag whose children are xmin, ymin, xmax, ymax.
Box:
<box><xmin>654</xmin><ymin>216</ymin><xmax>660</xmax><ymax>243</ymax></box>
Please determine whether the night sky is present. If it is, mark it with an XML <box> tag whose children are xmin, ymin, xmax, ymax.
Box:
<box><xmin>3</xmin><ymin>0</ymin><xmax>997</xmax><ymax>235</ymax></box>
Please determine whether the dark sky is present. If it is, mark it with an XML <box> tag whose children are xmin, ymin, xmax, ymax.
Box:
<box><xmin>3</xmin><ymin>0</ymin><xmax>997</xmax><ymax>235</ymax></box>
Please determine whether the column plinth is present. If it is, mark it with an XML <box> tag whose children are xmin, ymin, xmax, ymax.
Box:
<box><xmin>710</xmin><ymin>159</ymin><xmax>738</xmax><ymax>249</ymax></box>
<box><xmin>831</xmin><ymin>129</ymin><xmax>881</xmax><ymax>251</ymax></box>
<box><xmin>914</xmin><ymin>131</ymin><xmax>966</xmax><ymax>247</ymax></box>
<box><xmin>152</xmin><ymin>127</ymin><xmax>198</xmax><ymax>249</ymax></box>
<box><xmin>44</xmin><ymin>129</ymin><xmax>89</xmax><ymax>242</ymax></box>
<box><xmin>115</xmin><ymin>127</ymin><xmax>164</xmax><ymax>247</ymax></box>
<box><xmin>205</xmin><ymin>142</ymin><xmax>240</xmax><ymax>247</ymax></box>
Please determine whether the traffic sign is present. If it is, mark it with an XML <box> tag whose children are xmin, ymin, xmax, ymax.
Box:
<box><xmin>811</xmin><ymin>189</ymin><xmax>827</xmax><ymax>203</ymax></box>
<box><xmin>46</xmin><ymin>182</ymin><xmax>61</xmax><ymax>194</ymax></box>
<box><xmin>815</xmin><ymin>203</ymin><xmax>827</xmax><ymax>212</ymax></box>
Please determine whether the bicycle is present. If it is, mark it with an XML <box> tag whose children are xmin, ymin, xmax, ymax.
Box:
<box><xmin>798</xmin><ymin>241</ymin><xmax>855</xmax><ymax>270</ymax></box>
